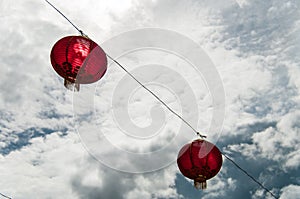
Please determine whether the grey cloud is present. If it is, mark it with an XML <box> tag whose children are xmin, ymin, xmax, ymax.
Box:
<box><xmin>71</xmin><ymin>169</ymin><xmax>134</xmax><ymax>199</ymax></box>
<box><xmin>71</xmin><ymin>159</ymin><xmax>178</xmax><ymax>199</ymax></box>
<box><xmin>220</xmin><ymin>0</ymin><xmax>300</xmax><ymax>56</ymax></box>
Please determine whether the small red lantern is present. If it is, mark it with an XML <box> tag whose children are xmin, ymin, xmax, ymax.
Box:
<box><xmin>50</xmin><ymin>35</ymin><xmax>107</xmax><ymax>91</ymax></box>
<box><xmin>177</xmin><ymin>139</ymin><xmax>223</xmax><ymax>189</ymax></box>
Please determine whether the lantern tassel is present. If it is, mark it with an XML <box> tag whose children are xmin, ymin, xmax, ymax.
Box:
<box><xmin>64</xmin><ymin>79</ymin><xmax>80</xmax><ymax>91</ymax></box>
<box><xmin>194</xmin><ymin>180</ymin><xmax>207</xmax><ymax>190</ymax></box>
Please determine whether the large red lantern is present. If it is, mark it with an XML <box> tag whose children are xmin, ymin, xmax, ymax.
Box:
<box><xmin>50</xmin><ymin>35</ymin><xmax>107</xmax><ymax>91</ymax></box>
<box><xmin>177</xmin><ymin>139</ymin><xmax>223</xmax><ymax>189</ymax></box>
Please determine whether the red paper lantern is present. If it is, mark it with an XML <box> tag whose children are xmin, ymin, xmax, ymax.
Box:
<box><xmin>50</xmin><ymin>35</ymin><xmax>107</xmax><ymax>91</ymax></box>
<box><xmin>177</xmin><ymin>139</ymin><xmax>223</xmax><ymax>189</ymax></box>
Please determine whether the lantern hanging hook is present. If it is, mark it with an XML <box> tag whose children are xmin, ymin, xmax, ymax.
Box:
<box><xmin>196</xmin><ymin>132</ymin><xmax>207</xmax><ymax>139</ymax></box>
<box><xmin>79</xmin><ymin>30</ymin><xmax>89</xmax><ymax>38</ymax></box>
<box><xmin>79</xmin><ymin>30</ymin><xmax>84</xmax><ymax>36</ymax></box>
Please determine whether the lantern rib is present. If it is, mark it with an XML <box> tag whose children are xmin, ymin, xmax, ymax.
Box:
<box><xmin>44</xmin><ymin>1</ymin><xmax>279</xmax><ymax>199</ymax></box>
<box><xmin>65</xmin><ymin>36</ymin><xmax>74</xmax><ymax>64</ymax></box>
<box><xmin>188</xmin><ymin>141</ymin><xmax>196</xmax><ymax>169</ymax></box>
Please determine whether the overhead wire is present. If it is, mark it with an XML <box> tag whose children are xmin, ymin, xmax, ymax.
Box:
<box><xmin>0</xmin><ymin>192</ymin><xmax>12</xmax><ymax>199</ymax></box>
<box><xmin>221</xmin><ymin>152</ymin><xmax>279</xmax><ymax>199</ymax></box>
<box><xmin>44</xmin><ymin>0</ymin><xmax>87</xmax><ymax>37</ymax></box>
<box><xmin>43</xmin><ymin>1</ymin><xmax>279</xmax><ymax>199</ymax></box>
<box><xmin>106</xmin><ymin>54</ymin><xmax>206</xmax><ymax>139</ymax></box>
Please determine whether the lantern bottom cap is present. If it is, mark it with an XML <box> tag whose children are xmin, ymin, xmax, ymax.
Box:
<box><xmin>64</xmin><ymin>79</ymin><xmax>80</xmax><ymax>91</ymax></box>
<box><xmin>194</xmin><ymin>180</ymin><xmax>207</xmax><ymax>190</ymax></box>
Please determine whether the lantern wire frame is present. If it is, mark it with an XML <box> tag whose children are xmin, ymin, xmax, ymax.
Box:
<box><xmin>177</xmin><ymin>139</ymin><xmax>223</xmax><ymax>190</ymax></box>
<box><xmin>33</xmin><ymin>1</ymin><xmax>280</xmax><ymax>199</ymax></box>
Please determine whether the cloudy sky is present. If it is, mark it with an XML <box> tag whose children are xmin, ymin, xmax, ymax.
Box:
<box><xmin>0</xmin><ymin>0</ymin><xmax>300</xmax><ymax>198</ymax></box>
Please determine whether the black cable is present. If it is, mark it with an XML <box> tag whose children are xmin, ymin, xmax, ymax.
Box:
<box><xmin>43</xmin><ymin>1</ymin><xmax>279</xmax><ymax>199</ymax></box>
<box><xmin>44</xmin><ymin>0</ymin><xmax>87</xmax><ymax>37</ymax></box>
<box><xmin>222</xmin><ymin>152</ymin><xmax>279</xmax><ymax>199</ymax></box>
<box><xmin>106</xmin><ymin>54</ymin><xmax>206</xmax><ymax>139</ymax></box>
<box><xmin>0</xmin><ymin>192</ymin><xmax>12</xmax><ymax>199</ymax></box>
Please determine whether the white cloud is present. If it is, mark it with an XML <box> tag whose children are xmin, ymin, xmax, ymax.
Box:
<box><xmin>0</xmin><ymin>132</ymin><xmax>83</xmax><ymax>198</ymax></box>
<box><xmin>279</xmin><ymin>185</ymin><xmax>300</xmax><ymax>199</ymax></box>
